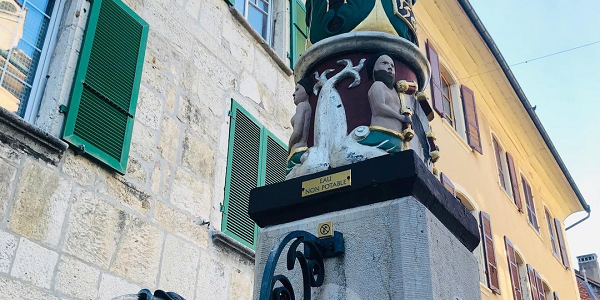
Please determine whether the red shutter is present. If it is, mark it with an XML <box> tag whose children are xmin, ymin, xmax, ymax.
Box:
<box><xmin>535</xmin><ymin>270</ymin><xmax>547</xmax><ymax>300</ymax></box>
<box><xmin>440</xmin><ymin>172</ymin><xmax>456</xmax><ymax>197</ymax></box>
<box><xmin>554</xmin><ymin>218</ymin><xmax>570</xmax><ymax>269</ymax></box>
<box><xmin>505</xmin><ymin>152</ymin><xmax>523</xmax><ymax>212</ymax></box>
<box><xmin>505</xmin><ymin>237</ymin><xmax>523</xmax><ymax>300</ymax></box>
<box><xmin>426</xmin><ymin>40</ymin><xmax>444</xmax><ymax>116</ymax></box>
<box><xmin>480</xmin><ymin>212</ymin><xmax>500</xmax><ymax>293</ymax></box>
<box><xmin>492</xmin><ymin>137</ymin><xmax>507</xmax><ymax>190</ymax></box>
<box><xmin>527</xmin><ymin>265</ymin><xmax>540</xmax><ymax>300</ymax></box>
<box><xmin>460</xmin><ymin>85</ymin><xmax>483</xmax><ymax>154</ymax></box>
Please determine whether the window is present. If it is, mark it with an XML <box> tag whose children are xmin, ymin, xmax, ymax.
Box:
<box><xmin>234</xmin><ymin>0</ymin><xmax>274</xmax><ymax>44</ymax></box>
<box><xmin>61</xmin><ymin>0</ymin><xmax>148</xmax><ymax>174</ymax></box>
<box><xmin>492</xmin><ymin>136</ymin><xmax>524</xmax><ymax>211</ymax></box>
<box><xmin>506</xmin><ymin>237</ymin><xmax>525</xmax><ymax>300</ymax></box>
<box><xmin>456</xmin><ymin>192</ymin><xmax>486</xmax><ymax>286</ymax></box>
<box><xmin>440</xmin><ymin>72</ymin><xmax>454</xmax><ymax>126</ymax></box>
<box><xmin>521</xmin><ymin>176</ymin><xmax>539</xmax><ymax>230</ymax></box>
<box><xmin>222</xmin><ymin>100</ymin><xmax>288</xmax><ymax>249</ymax></box>
<box><xmin>527</xmin><ymin>265</ymin><xmax>549</xmax><ymax>300</ymax></box>
<box><xmin>0</xmin><ymin>0</ymin><xmax>61</xmax><ymax>121</ymax></box>
<box><xmin>544</xmin><ymin>208</ymin><xmax>559</xmax><ymax>259</ymax></box>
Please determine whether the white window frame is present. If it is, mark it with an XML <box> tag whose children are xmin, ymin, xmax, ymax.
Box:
<box><xmin>23</xmin><ymin>0</ymin><xmax>66</xmax><ymax>123</ymax></box>
<box><xmin>235</xmin><ymin>0</ymin><xmax>274</xmax><ymax>45</ymax></box>
<box><xmin>491</xmin><ymin>134</ymin><xmax>514</xmax><ymax>198</ymax></box>
<box><xmin>437</xmin><ymin>60</ymin><xmax>468</xmax><ymax>141</ymax></box>
<box><xmin>0</xmin><ymin>0</ymin><xmax>65</xmax><ymax>123</ymax></box>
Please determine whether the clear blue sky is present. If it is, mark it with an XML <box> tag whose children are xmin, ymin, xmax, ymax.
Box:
<box><xmin>468</xmin><ymin>0</ymin><xmax>600</xmax><ymax>267</ymax></box>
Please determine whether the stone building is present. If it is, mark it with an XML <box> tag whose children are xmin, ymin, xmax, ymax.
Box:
<box><xmin>0</xmin><ymin>0</ymin><xmax>590</xmax><ymax>300</ymax></box>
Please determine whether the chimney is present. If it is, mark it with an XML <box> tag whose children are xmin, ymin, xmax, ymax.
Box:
<box><xmin>578</xmin><ymin>254</ymin><xmax>600</xmax><ymax>282</ymax></box>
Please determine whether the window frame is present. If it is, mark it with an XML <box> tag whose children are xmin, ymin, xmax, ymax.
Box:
<box><xmin>544</xmin><ymin>207</ymin><xmax>560</xmax><ymax>259</ymax></box>
<box><xmin>234</xmin><ymin>0</ymin><xmax>274</xmax><ymax>45</ymax></box>
<box><xmin>440</xmin><ymin>72</ymin><xmax>455</xmax><ymax>126</ymax></box>
<box><xmin>491</xmin><ymin>135</ymin><xmax>514</xmax><ymax>198</ymax></box>
<box><xmin>0</xmin><ymin>0</ymin><xmax>66</xmax><ymax>123</ymax></box>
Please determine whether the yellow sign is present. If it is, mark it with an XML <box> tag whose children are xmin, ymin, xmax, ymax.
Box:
<box><xmin>318</xmin><ymin>221</ymin><xmax>333</xmax><ymax>238</ymax></box>
<box><xmin>302</xmin><ymin>170</ymin><xmax>351</xmax><ymax>197</ymax></box>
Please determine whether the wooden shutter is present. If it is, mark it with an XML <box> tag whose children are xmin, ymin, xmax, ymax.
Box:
<box><xmin>506</xmin><ymin>152</ymin><xmax>523</xmax><ymax>212</ymax></box>
<box><xmin>527</xmin><ymin>265</ymin><xmax>540</xmax><ymax>300</ymax></box>
<box><xmin>62</xmin><ymin>0</ymin><xmax>148</xmax><ymax>174</ymax></box>
<box><xmin>480</xmin><ymin>212</ymin><xmax>500</xmax><ymax>293</ymax></box>
<box><xmin>545</xmin><ymin>209</ymin><xmax>559</xmax><ymax>258</ymax></box>
<box><xmin>426</xmin><ymin>40</ymin><xmax>444</xmax><ymax>115</ymax></box>
<box><xmin>440</xmin><ymin>173</ymin><xmax>456</xmax><ymax>197</ymax></box>
<box><xmin>460</xmin><ymin>85</ymin><xmax>483</xmax><ymax>154</ymax></box>
<box><xmin>264</xmin><ymin>134</ymin><xmax>288</xmax><ymax>186</ymax></box>
<box><xmin>522</xmin><ymin>177</ymin><xmax>539</xmax><ymax>229</ymax></box>
<box><xmin>222</xmin><ymin>104</ymin><xmax>262</xmax><ymax>248</ymax></box>
<box><xmin>492</xmin><ymin>137</ymin><xmax>507</xmax><ymax>190</ymax></box>
<box><xmin>505</xmin><ymin>237</ymin><xmax>523</xmax><ymax>300</ymax></box>
<box><xmin>554</xmin><ymin>218</ymin><xmax>570</xmax><ymax>269</ymax></box>
<box><xmin>535</xmin><ymin>271</ymin><xmax>547</xmax><ymax>300</ymax></box>
<box><xmin>290</xmin><ymin>0</ymin><xmax>308</xmax><ymax>69</ymax></box>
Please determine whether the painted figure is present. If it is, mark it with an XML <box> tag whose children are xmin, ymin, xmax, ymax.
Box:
<box><xmin>356</xmin><ymin>52</ymin><xmax>411</xmax><ymax>152</ymax></box>
<box><xmin>286</xmin><ymin>78</ymin><xmax>313</xmax><ymax>174</ymax></box>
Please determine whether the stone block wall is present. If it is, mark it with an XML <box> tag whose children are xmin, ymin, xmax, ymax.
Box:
<box><xmin>0</xmin><ymin>0</ymin><xmax>297</xmax><ymax>299</ymax></box>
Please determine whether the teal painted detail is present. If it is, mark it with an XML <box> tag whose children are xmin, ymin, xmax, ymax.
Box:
<box><xmin>62</xmin><ymin>0</ymin><xmax>148</xmax><ymax>174</ymax></box>
<box><xmin>224</xmin><ymin>0</ymin><xmax>234</xmax><ymax>6</ymax></box>
<box><xmin>357</xmin><ymin>128</ymin><xmax>403</xmax><ymax>153</ymax></box>
<box><xmin>222</xmin><ymin>100</ymin><xmax>288</xmax><ymax>250</ymax></box>
<box><xmin>285</xmin><ymin>149</ymin><xmax>307</xmax><ymax>174</ymax></box>
<box><xmin>306</xmin><ymin>0</ymin><xmax>375</xmax><ymax>44</ymax></box>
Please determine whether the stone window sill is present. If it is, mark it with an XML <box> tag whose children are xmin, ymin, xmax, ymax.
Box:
<box><xmin>228</xmin><ymin>6</ymin><xmax>293</xmax><ymax>77</ymax></box>
<box><xmin>0</xmin><ymin>107</ymin><xmax>68</xmax><ymax>165</ymax></box>
<box><xmin>211</xmin><ymin>230</ymin><xmax>255</xmax><ymax>263</ymax></box>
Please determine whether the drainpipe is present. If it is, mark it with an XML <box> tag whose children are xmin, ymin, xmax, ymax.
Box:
<box><xmin>566</xmin><ymin>211</ymin><xmax>591</xmax><ymax>231</ymax></box>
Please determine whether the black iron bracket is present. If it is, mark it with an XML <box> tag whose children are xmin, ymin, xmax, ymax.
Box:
<box><xmin>259</xmin><ymin>230</ymin><xmax>344</xmax><ymax>300</ymax></box>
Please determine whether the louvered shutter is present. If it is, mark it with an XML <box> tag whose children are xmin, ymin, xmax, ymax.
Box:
<box><xmin>62</xmin><ymin>0</ymin><xmax>148</xmax><ymax>174</ymax></box>
<box><xmin>554</xmin><ymin>218</ymin><xmax>570</xmax><ymax>269</ymax></box>
<box><xmin>527</xmin><ymin>265</ymin><xmax>540</xmax><ymax>300</ymax></box>
<box><xmin>506</xmin><ymin>152</ymin><xmax>523</xmax><ymax>212</ymax></box>
<box><xmin>290</xmin><ymin>0</ymin><xmax>308</xmax><ymax>69</ymax></box>
<box><xmin>264</xmin><ymin>134</ymin><xmax>288</xmax><ymax>185</ymax></box>
<box><xmin>460</xmin><ymin>85</ymin><xmax>483</xmax><ymax>154</ymax></box>
<box><xmin>545</xmin><ymin>209</ymin><xmax>559</xmax><ymax>258</ymax></box>
<box><xmin>222</xmin><ymin>105</ymin><xmax>262</xmax><ymax>248</ymax></box>
<box><xmin>426</xmin><ymin>40</ymin><xmax>444</xmax><ymax>115</ymax></box>
<box><xmin>505</xmin><ymin>237</ymin><xmax>523</xmax><ymax>300</ymax></box>
<box><xmin>522</xmin><ymin>177</ymin><xmax>539</xmax><ymax>229</ymax></box>
<box><xmin>480</xmin><ymin>211</ymin><xmax>500</xmax><ymax>293</ymax></box>
<box><xmin>440</xmin><ymin>173</ymin><xmax>456</xmax><ymax>197</ymax></box>
<box><xmin>535</xmin><ymin>271</ymin><xmax>547</xmax><ymax>300</ymax></box>
<box><xmin>492</xmin><ymin>137</ymin><xmax>507</xmax><ymax>190</ymax></box>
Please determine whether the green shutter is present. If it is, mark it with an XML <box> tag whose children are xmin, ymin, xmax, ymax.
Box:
<box><xmin>222</xmin><ymin>101</ymin><xmax>288</xmax><ymax>249</ymax></box>
<box><xmin>290</xmin><ymin>0</ymin><xmax>308</xmax><ymax>69</ymax></box>
<box><xmin>62</xmin><ymin>0</ymin><xmax>148</xmax><ymax>174</ymax></box>
<box><xmin>264</xmin><ymin>134</ymin><xmax>288</xmax><ymax>185</ymax></box>
<box><xmin>224</xmin><ymin>0</ymin><xmax>234</xmax><ymax>6</ymax></box>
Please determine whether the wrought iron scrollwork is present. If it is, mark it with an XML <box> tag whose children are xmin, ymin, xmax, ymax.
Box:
<box><xmin>259</xmin><ymin>230</ymin><xmax>344</xmax><ymax>300</ymax></box>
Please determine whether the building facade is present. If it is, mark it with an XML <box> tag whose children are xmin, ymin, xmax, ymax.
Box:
<box><xmin>0</xmin><ymin>0</ymin><xmax>589</xmax><ymax>300</ymax></box>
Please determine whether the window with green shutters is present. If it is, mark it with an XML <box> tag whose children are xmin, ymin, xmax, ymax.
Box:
<box><xmin>62</xmin><ymin>0</ymin><xmax>148</xmax><ymax>174</ymax></box>
<box><xmin>222</xmin><ymin>100</ymin><xmax>288</xmax><ymax>249</ymax></box>
<box><xmin>289</xmin><ymin>0</ymin><xmax>308</xmax><ymax>69</ymax></box>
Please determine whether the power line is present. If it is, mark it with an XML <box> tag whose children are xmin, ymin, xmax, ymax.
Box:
<box><xmin>461</xmin><ymin>39</ymin><xmax>600</xmax><ymax>81</ymax></box>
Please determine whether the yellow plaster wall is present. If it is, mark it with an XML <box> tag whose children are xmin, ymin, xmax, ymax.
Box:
<box><xmin>413</xmin><ymin>1</ymin><xmax>583</xmax><ymax>299</ymax></box>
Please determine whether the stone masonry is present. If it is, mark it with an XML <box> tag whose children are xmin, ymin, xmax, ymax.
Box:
<box><xmin>0</xmin><ymin>0</ymin><xmax>296</xmax><ymax>299</ymax></box>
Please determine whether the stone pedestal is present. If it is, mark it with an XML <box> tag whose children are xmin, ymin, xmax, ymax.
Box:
<box><xmin>249</xmin><ymin>151</ymin><xmax>481</xmax><ymax>300</ymax></box>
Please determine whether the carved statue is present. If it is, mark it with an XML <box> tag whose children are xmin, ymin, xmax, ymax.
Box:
<box><xmin>355</xmin><ymin>52</ymin><xmax>411</xmax><ymax>152</ymax></box>
<box><xmin>286</xmin><ymin>78</ymin><xmax>313</xmax><ymax>175</ymax></box>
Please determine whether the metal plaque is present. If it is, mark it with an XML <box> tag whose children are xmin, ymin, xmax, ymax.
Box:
<box><xmin>317</xmin><ymin>221</ymin><xmax>333</xmax><ymax>238</ymax></box>
<box><xmin>302</xmin><ymin>170</ymin><xmax>351</xmax><ymax>197</ymax></box>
